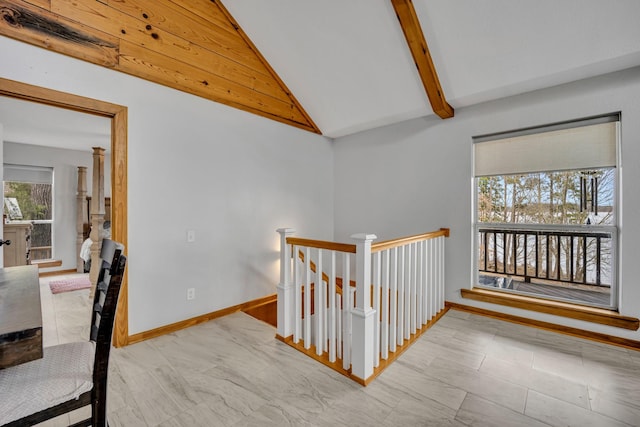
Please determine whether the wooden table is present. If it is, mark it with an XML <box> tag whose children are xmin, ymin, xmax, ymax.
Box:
<box><xmin>0</xmin><ymin>265</ymin><xmax>43</xmax><ymax>369</ymax></box>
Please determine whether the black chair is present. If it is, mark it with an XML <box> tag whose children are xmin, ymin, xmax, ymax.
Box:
<box><xmin>0</xmin><ymin>239</ymin><xmax>126</xmax><ymax>427</ymax></box>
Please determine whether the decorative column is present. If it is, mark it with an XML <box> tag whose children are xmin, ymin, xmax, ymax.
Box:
<box><xmin>76</xmin><ymin>166</ymin><xmax>87</xmax><ymax>273</ymax></box>
<box><xmin>89</xmin><ymin>147</ymin><xmax>106</xmax><ymax>296</ymax></box>
<box><xmin>276</xmin><ymin>228</ymin><xmax>295</xmax><ymax>339</ymax></box>
<box><xmin>350</xmin><ymin>233</ymin><xmax>377</xmax><ymax>382</ymax></box>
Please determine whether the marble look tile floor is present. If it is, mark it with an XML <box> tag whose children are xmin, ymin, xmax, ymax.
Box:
<box><xmin>36</xmin><ymin>276</ymin><xmax>640</xmax><ymax>426</ymax></box>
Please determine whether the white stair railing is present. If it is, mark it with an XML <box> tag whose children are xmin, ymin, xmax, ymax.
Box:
<box><xmin>277</xmin><ymin>228</ymin><xmax>449</xmax><ymax>384</ymax></box>
<box><xmin>370</xmin><ymin>230</ymin><xmax>447</xmax><ymax>370</ymax></box>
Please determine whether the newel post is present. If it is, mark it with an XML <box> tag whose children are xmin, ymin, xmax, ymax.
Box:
<box><xmin>350</xmin><ymin>233</ymin><xmax>377</xmax><ymax>382</ymax></box>
<box><xmin>276</xmin><ymin>228</ymin><xmax>296</xmax><ymax>339</ymax></box>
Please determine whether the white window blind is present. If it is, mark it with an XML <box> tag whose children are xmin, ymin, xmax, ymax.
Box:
<box><xmin>474</xmin><ymin>119</ymin><xmax>618</xmax><ymax>177</ymax></box>
<box><xmin>3</xmin><ymin>164</ymin><xmax>53</xmax><ymax>184</ymax></box>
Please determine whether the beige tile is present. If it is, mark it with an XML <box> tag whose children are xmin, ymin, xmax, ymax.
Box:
<box><xmin>456</xmin><ymin>393</ymin><xmax>549</xmax><ymax>427</ymax></box>
<box><xmin>371</xmin><ymin>361</ymin><xmax>468</xmax><ymax>411</ymax></box>
<box><xmin>480</xmin><ymin>356</ymin><xmax>590</xmax><ymax>409</ymax></box>
<box><xmin>532</xmin><ymin>350</ymin><xmax>587</xmax><ymax>384</ymax></box>
<box><xmin>38</xmin><ymin>289</ymin><xmax>640</xmax><ymax>427</ymax></box>
<box><xmin>589</xmin><ymin>386</ymin><xmax>640</xmax><ymax>426</ymax></box>
<box><xmin>525</xmin><ymin>390</ymin><xmax>629</xmax><ymax>427</ymax></box>
<box><xmin>427</xmin><ymin>356</ymin><xmax>528</xmax><ymax>413</ymax></box>
<box><xmin>380</xmin><ymin>392</ymin><xmax>462</xmax><ymax>427</ymax></box>
<box><xmin>106</xmin><ymin>406</ymin><xmax>148</xmax><ymax>427</ymax></box>
<box><xmin>158</xmin><ymin>403</ymin><xmax>230</xmax><ymax>427</ymax></box>
<box><xmin>484</xmin><ymin>339</ymin><xmax>535</xmax><ymax>367</ymax></box>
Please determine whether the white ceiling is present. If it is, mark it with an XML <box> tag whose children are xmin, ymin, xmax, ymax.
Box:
<box><xmin>0</xmin><ymin>96</ymin><xmax>110</xmax><ymax>152</ymax></box>
<box><xmin>2</xmin><ymin>0</ymin><xmax>640</xmax><ymax>147</ymax></box>
<box><xmin>224</xmin><ymin>0</ymin><xmax>640</xmax><ymax>138</ymax></box>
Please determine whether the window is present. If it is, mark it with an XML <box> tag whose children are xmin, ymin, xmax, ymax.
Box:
<box><xmin>3</xmin><ymin>164</ymin><xmax>54</xmax><ymax>261</ymax></box>
<box><xmin>473</xmin><ymin>115</ymin><xmax>619</xmax><ymax>309</ymax></box>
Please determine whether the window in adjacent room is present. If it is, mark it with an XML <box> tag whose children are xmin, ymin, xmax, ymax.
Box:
<box><xmin>473</xmin><ymin>114</ymin><xmax>619</xmax><ymax>309</ymax></box>
<box><xmin>3</xmin><ymin>164</ymin><xmax>54</xmax><ymax>261</ymax></box>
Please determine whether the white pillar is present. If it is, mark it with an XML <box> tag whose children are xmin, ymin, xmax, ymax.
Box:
<box><xmin>276</xmin><ymin>228</ymin><xmax>295</xmax><ymax>339</ymax></box>
<box><xmin>350</xmin><ymin>233</ymin><xmax>377</xmax><ymax>382</ymax></box>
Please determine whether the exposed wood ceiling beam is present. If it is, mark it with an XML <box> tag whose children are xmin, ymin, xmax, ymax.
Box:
<box><xmin>390</xmin><ymin>0</ymin><xmax>454</xmax><ymax>119</ymax></box>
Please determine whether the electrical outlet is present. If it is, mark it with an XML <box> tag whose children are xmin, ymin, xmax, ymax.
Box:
<box><xmin>187</xmin><ymin>288</ymin><xmax>195</xmax><ymax>300</ymax></box>
<box><xmin>187</xmin><ymin>230</ymin><xmax>195</xmax><ymax>243</ymax></box>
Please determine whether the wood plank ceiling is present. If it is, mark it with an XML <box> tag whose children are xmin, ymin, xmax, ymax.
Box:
<box><xmin>0</xmin><ymin>0</ymin><xmax>320</xmax><ymax>133</ymax></box>
<box><xmin>0</xmin><ymin>0</ymin><xmax>451</xmax><ymax>133</ymax></box>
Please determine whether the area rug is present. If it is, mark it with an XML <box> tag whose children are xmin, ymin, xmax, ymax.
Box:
<box><xmin>49</xmin><ymin>276</ymin><xmax>92</xmax><ymax>294</ymax></box>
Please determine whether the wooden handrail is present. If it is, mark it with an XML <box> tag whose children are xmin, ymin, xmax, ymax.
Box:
<box><xmin>287</xmin><ymin>237</ymin><xmax>356</xmax><ymax>253</ymax></box>
<box><xmin>291</xmin><ymin>228</ymin><xmax>449</xmax><ymax>285</ymax></box>
<box><xmin>372</xmin><ymin>228</ymin><xmax>449</xmax><ymax>253</ymax></box>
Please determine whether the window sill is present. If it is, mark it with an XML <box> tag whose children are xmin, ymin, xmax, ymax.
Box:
<box><xmin>31</xmin><ymin>259</ymin><xmax>62</xmax><ymax>269</ymax></box>
<box><xmin>461</xmin><ymin>287</ymin><xmax>639</xmax><ymax>331</ymax></box>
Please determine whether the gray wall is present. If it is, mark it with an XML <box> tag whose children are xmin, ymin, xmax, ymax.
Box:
<box><xmin>334</xmin><ymin>67</ymin><xmax>640</xmax><ymax>341</ymax></box>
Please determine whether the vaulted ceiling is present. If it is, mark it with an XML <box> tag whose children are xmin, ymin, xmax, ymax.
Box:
<box><xmin>1</xmin><ymin>0</ymin><xmax>640</xmax><ymax>147</ymax></box>
<box><xmin>223</xmin><ymin>0</ymin><xmax>640</xmax><ymax>137</ymax></box>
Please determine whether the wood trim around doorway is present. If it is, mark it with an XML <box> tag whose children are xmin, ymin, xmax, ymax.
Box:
<box><xmin>0</xmin><ymin>77</ymin><xmax>129</xmax><ymax>347</ymax></box>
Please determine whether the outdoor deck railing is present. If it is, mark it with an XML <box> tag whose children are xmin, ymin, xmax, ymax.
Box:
<box><xmin>478</xmin><ymin>226</ymin><xmax>613</xmax><ymax>287</ymax></box>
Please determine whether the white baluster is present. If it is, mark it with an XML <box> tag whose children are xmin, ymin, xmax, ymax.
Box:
<box><xmin>293</xmin><ymin>246</ymin><xmax>301</xmax><ymax>343</ymax></box>
<box><xmin>329</xmin><ymin>251</ymin><xmax>337</xmax><ymax>362</ymax></box>
<box><xmin>373</xmin><ymin>251</ymin><xmax>381</xmax><ymax>368</ymax></box>
<box><xmin>397</xmin><ymin>245</ymin><xmax>405</xmax><ymax>346</ymax></box>
<box><xmin>422</xmin><ymin>240</ymin><xmax>427</xmax><ymax>323</ymax></box>
<box><xmin>350</xmin><ymin>233</ymin><xmax>377</xmax><ymax>382</ymax></box>
<box><xmin>389</xmin><ymin>247</ymin><xmax>397</xmax><ymax>352</ymax></box>
<box><xmin>336</xmin><ymin>293</ymin><xmax>342</xmax><ymax>360</ymax></box>
<box><xmin>342</xmin><ymin>252</ymin><xmax>351</xmax><ymax>371</ymax></box>
<box><xmin>440</xmin><ymin>236</ymin><xmax>445</xmax><ymax>311</ymax></box>
<box><xmin>404</xmin><ymin>243</ymin><xmax>411</xmax><ymax>340</ymax></box>
<box><xmin>276</xmin><ymin>228</ymin><xmax>295</xmax><ymax>339</ymax></box>
<box><xmin>315</xmin><ymin>248</ymin><xmax>323</xmax><ymax>356</ymax></box>
<box><xmin>323</xmin><ymin>278</ymin><xmax>328</xmax><ymax>352</ymax></box>
<box><xmin>422</xmin><ymin>240</ymin><xmax>428</xmax><ymax>325</ymax></box>
<box><xmin>417</xmin><ymin>241</ymin><xmax>423</xmax><ymax>327</ymax></box>
<box><xmin>304</xmin><ymin>247</ymin><xmax>311</xmax><ymax>350</ymax></box>
<box><xmin>430</xmin><ymin>239</ymin><xmax>435</xmax><ymax>317</ymax></box>
<box><xmin>381</xmin><ymin>249</ymin><xmax>390</xmax><ymax>360</ymax></box>
<box><xmin>411</xmin><ymin>242</ymin><xmax>418</xmax><ymax>334</ymax></box>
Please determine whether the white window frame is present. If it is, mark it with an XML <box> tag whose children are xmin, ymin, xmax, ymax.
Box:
<box><xmin>3</xmin><ymin>164</ymin><xmax>54</xmax><ymax>260</ymax></box>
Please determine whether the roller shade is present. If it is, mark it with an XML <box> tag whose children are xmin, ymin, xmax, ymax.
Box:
<box><xmin>3</xmin><ymin>164</ymin><xmax>53</xmax><ymax>184</ymax></box>
<box><xmin>474</xmin><ymin>121</ymin><xmax>618</xmax><ymax>177</ymax></box>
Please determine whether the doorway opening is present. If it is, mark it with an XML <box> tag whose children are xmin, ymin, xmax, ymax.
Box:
<box><xmin>0</xmin><ymin>77</ymin><xmax>129</xmax><ymax>347</ymax></box>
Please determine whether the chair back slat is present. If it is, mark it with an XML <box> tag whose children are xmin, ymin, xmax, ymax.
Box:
<box><xmin>88</xmin><ymin>239</ymin><xmax>126</xmax><ymax>426</ymax></box>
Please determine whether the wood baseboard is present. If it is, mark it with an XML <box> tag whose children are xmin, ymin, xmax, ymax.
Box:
<box><xmin>446</xmin><ymin>300</ymin><xmax>640</xmax><ymax>351</ymax></box>
<box><xmin>127</xmin><ymin>294</ymin><xmax>277</xmax><ymax>345</ymax></box>
<box><xmin>460</xmin><ymin>288</ymin><xmax>639</xmax><ymax>331</ymax></box>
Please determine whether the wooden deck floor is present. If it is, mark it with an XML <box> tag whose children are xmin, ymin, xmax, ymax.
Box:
<box><xmin>479</xmin><ymin>274</ymin><xmax>611</xmax><ymax>306</ymax></box>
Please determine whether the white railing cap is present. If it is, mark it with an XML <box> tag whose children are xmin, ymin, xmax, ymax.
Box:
<box><xmin>350</xmin><ymin>233</ymin><xmax>377</xmax><ymax>242</ymax></box>
<box><xmin>276</xmin><ymin>228</ymin><xmax>296</xmax><ymax>234</ymax></box>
